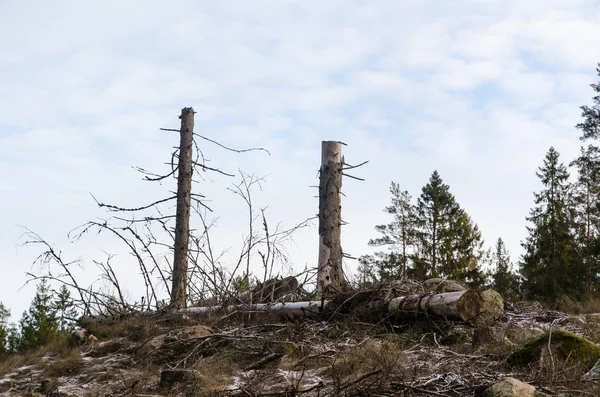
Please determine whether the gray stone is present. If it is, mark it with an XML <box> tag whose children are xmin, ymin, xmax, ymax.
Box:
<box><xmin>481</xmin><ymin>377</ymin><xmax>535</xmax><ymax>397</ymax></box>
<box><xmin>423</xmin><ymin>278</ymin><xmax>467</xmax><ymax>293</ymax></box>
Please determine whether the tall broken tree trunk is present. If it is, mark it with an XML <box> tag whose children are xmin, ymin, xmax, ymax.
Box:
<box><xmin>170</xmin><ymin>107</ymin><xmax>195</xmax><ymax>309</ymax></box>
<box><xmin>317</xmin><ymin>141</ymin><xmax>347</xmax><ymax>296</ymax></box>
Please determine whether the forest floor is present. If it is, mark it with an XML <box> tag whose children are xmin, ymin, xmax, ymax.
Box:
<box><xmin>1</xmin><ymin>301</ymin><xmax>600</xmax><ymax>396</ymax></box>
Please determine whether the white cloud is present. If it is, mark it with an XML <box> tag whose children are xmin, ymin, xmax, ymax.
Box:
<box><xmin>1</xmin><ymin>0</ymin><xmax>600</xmax><ymax>319</ymax></box>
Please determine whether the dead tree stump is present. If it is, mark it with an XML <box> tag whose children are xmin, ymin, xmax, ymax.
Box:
<box><xmin>170</xmin><ymin>107</ymin><xmax>195</xmax><ymax>309</ymax></box>
<box><xmin>317</xmin><ymin>141</ymin><xmax>348</xmax><ymax>296</ymax></box>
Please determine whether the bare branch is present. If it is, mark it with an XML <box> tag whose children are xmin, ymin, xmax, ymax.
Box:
<box><xmin>90</xmin><ymin>193</ymin><xmax>177</xmax><ymax>212</ymax></box>
<box><xmin>341</xmin><ymin>173</ymin><xmax>365</xmax><ymax>181</ymax></box>
<box><xmin>193</xmin><ymin>133</ymin><xmax>271</xmax><ymax>155</ymax></box>
<box><xmin>341</xmin><ymin>160</ymin><xmax>369</xmax><ymax>171</ymax></box>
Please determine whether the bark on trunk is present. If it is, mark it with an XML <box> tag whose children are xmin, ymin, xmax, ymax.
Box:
<box><xmin>388</xmin><ymin>289</ymin><xmax>504</xmax><ymax>326</ymax></box>
<box><xmin>170</xmin><ymin>107</ymin><xmax>195</xmax><ymax>309</ymax></box>
<box><xmin>78</xmin><ymin>289</ymin><xmax>504</xmax><ymax>328</ymax></box>
<box><xmin>183</xmin><ymin>300</ymin><xmax>326</xmax><ymax>318</ymax></box>
<box><xmin>317</xmin><ymin>141</ymin><xmax>347</xmax><ymax>296</ymax></box>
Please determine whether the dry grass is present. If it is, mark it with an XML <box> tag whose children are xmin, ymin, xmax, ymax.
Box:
<box><xmin>557</xmin><ymin>294</ymin><xmax>600</xmax><ymax>314</ymax></box>
<box><xmin>8</xmin><ymin>302</ymin><xmax>600</xmax><ymax>396</ymax></box>
<box><xmin>192</xmin><ymin>354</ymin><xmax>240</xmax><ymax>387</ymax></box>
<box><xmin>0</xmin><ymin>336</ymin><xmax>74</xmax><ymax>378</ymax></box>
<box><xmin>43</xmin><ymin>349</ymin><xmax>85</xmax><ymax>378</ymax></box>
<box><xmin>85</xmin><ymin>316</ymin><xmax>164</xmax><ymax>341</ymax></box>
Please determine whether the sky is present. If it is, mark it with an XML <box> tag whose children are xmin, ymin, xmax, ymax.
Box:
<box><xmin>2</xmin><ymin>0</ymin><xmax>600</xmax><ymax>319</ymax></box>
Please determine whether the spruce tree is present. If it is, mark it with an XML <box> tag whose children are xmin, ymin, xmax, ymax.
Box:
<box><xmin>491</xmin><ymin>238</ymin><xmax>520</xmax><ymax>300</ymax></box>
<box><xmin>414</xmin><ymin>171</ymin><xmax>488</xmax><ymax>283</ymax></box>
<box><xmin>52</xmin><ymin>285</ymin><xmax>78</xmax><ymax>333</ymax></box>
<box><xmin>414</xmin><ymin>171</ymin><xmax>457</xmax><ymax>278</ymax></box>
<box><xmin>520</xmin><ymin>147</ymin><xmax>583</xmax><ymax>301</ymax></box>
<box><xmin>19</xmin><ymin>279</ymin><xmax>60</xmax><ymax>351</ymax></box>
<box><xmin>360</xmin><ymin>182</ymin><xmax>418</xmax><ymax>281</ymax></box>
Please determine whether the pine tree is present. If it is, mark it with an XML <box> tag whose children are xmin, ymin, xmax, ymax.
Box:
<box><xmin>576</xmin><ymin>63</ymin><xmax>600</xmax><ymax>141</ymax></box>
<box><xmin>19</xmin><ymin>279</ymin><xmax>60</xmax><ymax>351</ymax></box>
<box><xmin>360</xmin><ymin>182</ymin><xmax>418</xmax><ymax>281</ymax></box>
<box><xmin>414</xmin><ymin>171</ymin><xmax>488</xmax><ymax>283</ymax></box>
<box><xmin>491</xmin><ymin>238</ymin><xmax>520</xmax><ymax>300</ymax></box>
<box><xmin>520</xmin><ymin>147</ymin><xmax>583</xmax><ymax>301</ymax></box>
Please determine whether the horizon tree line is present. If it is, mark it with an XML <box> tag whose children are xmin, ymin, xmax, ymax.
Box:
<box><xmin>359</xmin><ymin>64</ymin><xmax>600</xmax><ymax>303</ymax></box>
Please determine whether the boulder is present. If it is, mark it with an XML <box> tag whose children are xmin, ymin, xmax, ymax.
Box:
<box><xmin>167</xmin><ymin>324</ymin><xmax>213</xmax><ymax>340</ymax></box>
<box><xmin>479</xmin><ymin>377</ymin><xmax>535</xmax><ymax>397</ymax></box>
<box><xmin>423</xmin><ymin>278</ymin><xmax>467</xmax><ymax>293</ymax></box>
<box><xmin>505</xmin><ymin>325</ymin><xmax>545</xmax><ymax>346</ymax></box>
<box><xmin>135</xmin><ymin>334</ymin><xmax>167</xmax><ymax>359</ymax></box>
<box><xmin>135</xmin><ymin>325</ymin><xmax>213</xmax><ymax>359</ymax></box>
<box><xmin>87</xmin><ymin>334</ymin><xmax>99</xmax><ymax>345</ymax></box>
<box><xmin>507</xmin><ymin>329</ymin><xmax>600</xmax><ymax>367</ymax></box>
<box><xmin>71</xmin><ymin>329</ymin><xmax>86</xmax><ymax>342</ymax></box>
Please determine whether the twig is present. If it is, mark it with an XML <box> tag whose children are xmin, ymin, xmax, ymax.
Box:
<box><xmin>244</xmin><ymin>352</ymin><xmax>284</xmax><ymax>371</ymax></box>
<box><xmin>341</xmin><ymin>173</ymin><xmax>365</xmax><ymax>181</ymax></box>
<box><xmin>339</xmin><ymin>368</ymin><xmax>382</xmax><ymax>391</ymax></box>
<box><xmin>90</xmin><ymin>193</ymin><xmax>176</xmax><ymax>212</ymax></box>
<box><xmin>341</xmin><ymin>160</ymin><xmax>369</xmax><ymax>170</ymax></box>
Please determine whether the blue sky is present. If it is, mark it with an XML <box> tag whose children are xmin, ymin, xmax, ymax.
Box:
<box><xmin>2</xmin><ymin>0</ymin><xmax>600</xmax><ymax>318</ymax></box>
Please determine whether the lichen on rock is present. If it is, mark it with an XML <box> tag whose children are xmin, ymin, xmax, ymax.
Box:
<box><xmin>507</xmin><ymin>329</ymin><xmax>600</xmax><ymax>367</ymax></box>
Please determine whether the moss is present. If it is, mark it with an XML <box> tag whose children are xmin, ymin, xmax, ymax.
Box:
<box><xmin>507</xmin><ymin>329</ymin><xmax>600</xmax><ymax>367</ymax></box>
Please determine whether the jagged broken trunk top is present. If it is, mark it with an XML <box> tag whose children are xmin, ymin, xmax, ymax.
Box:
<box><xmin>317</xmin><ymin>141</ymin><xmax>347</xmax><ymax>296</ymax></box>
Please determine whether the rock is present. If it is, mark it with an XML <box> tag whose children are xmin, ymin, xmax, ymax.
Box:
<box><xmin>159</xmin><ymin>369</ymin><xmax>200</xmax><ymax>388</ymax></box>
<box><xmin>423</xmin><ymin>278</ymin><xmax>467</xmax><ymax>293</ymax></box>
<box><xmin>480</xmin><ymin>377</ymin><xmax>535</xmax><ymax>397</ymax></box>
<box><xmin>505</xmin><ymin>325</ymin><xmax>544</xmax><ymax>346</ymax></box>
<box><xmin>71</xmin><ymin>329</ymin><xmax>86</xmax><ymax>342</ymax></box>
<box><xmin>87</xmin><ymin>334</ymin><xmax>99</xmax><ymax>345</ymax></box>
<box><xmin>136</xmin><ymin>334</ymin><xmax>167</xmax><ymax>359</ymax></box>
<box><xmin>507</xmin><ymin>329</ymin><xmax>600</xmax><ymax>367</ymax></box>
<box><xmin>167</xmin><ymin>324</ymin><xmax>213</xmax><ymax>341</ymax></box>
<box><xmin>384</xmin><ymin>279</ymin><xmax>425</xmax><ymax>297</ymax></box>
<box><xmin>135</xmin><ymin>325</ymin><xmax>213</xmax><ymax>359</ymax></box>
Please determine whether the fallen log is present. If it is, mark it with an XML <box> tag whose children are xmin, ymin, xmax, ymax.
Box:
<box><xmin>78</xmin><ymin>289</ymin><xmax>504</xmax><ymax>328</ymax></box>
<box><xmin>181</xmin><ymin>300</ymin><xmax>325</xmax><ymax>318</ymax></box>
<box><xmin>77</xmin><ymin>300</ymin><xmax>326</xmax><ymax>328</ymax></box>
<box><xmin>388</xmin><ymin>289</ymin><xmax>504</xmax><ymax>326</ymax></box>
